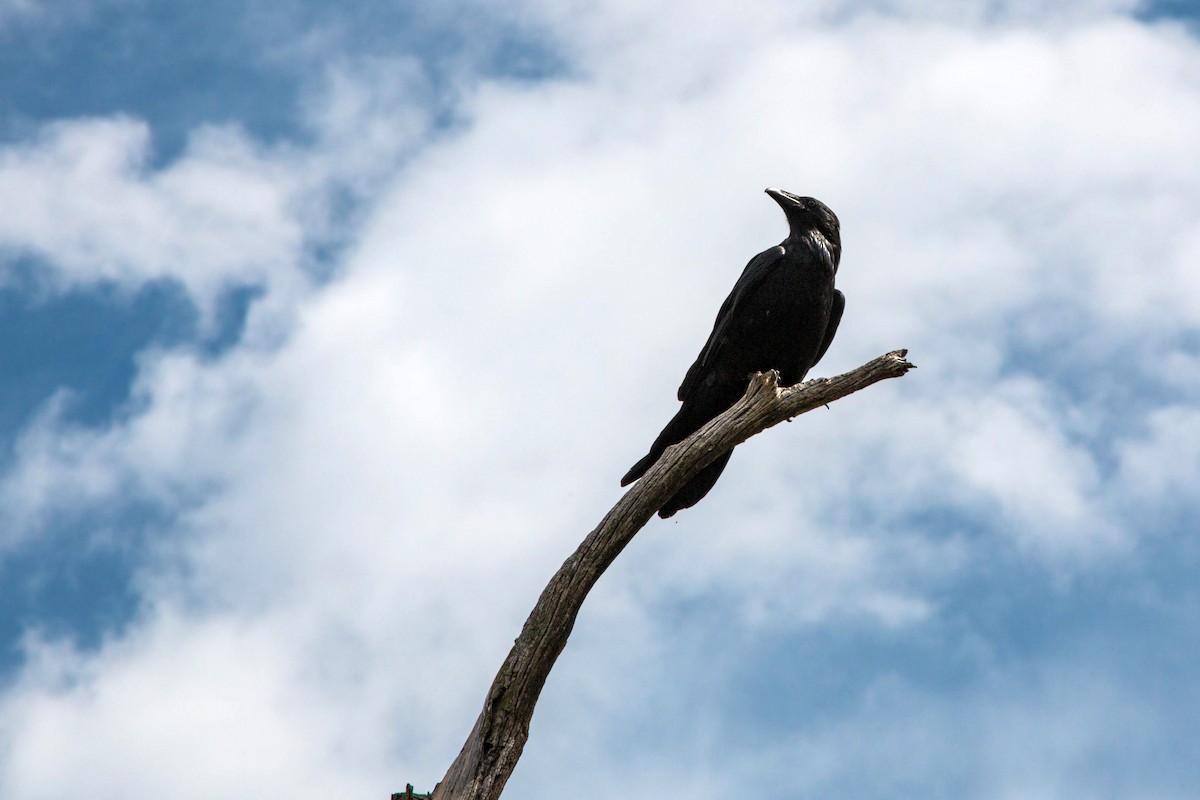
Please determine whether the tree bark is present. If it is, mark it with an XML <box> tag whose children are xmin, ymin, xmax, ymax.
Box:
<box><xmin>428</xmin><ymin>349</ymin><xmax>915</xmax><ymax>800</ymax></box>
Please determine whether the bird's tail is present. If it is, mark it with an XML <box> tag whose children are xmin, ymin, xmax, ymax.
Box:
<box><xmin>620</xmin><ymin>393</ymin><xmax>738</xmax><ymax>516</ymax></box>
<box><xmin>620</xmin><ymin>451</ymin><xmax>659</xmax><ymax>487</ymax></box>
<box><xmin>620</xmin><ymin>402</ymin><xmax>697</xmax><ymax>486</ymax></box>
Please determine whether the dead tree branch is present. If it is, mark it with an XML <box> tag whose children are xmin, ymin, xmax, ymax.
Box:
<box><xmin>427</xmin><ymin>349</ymin><xmax>915</xmax><ymax>800</ymax></box>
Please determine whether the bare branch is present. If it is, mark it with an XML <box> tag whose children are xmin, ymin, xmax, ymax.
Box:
<box><xmin>427</xmin><ymin>349</ymin><xmax>915</xmax><ymax>800</ymax></box>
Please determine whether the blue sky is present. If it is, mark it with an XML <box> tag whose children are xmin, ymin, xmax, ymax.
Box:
<box><xmin>1</xmin><ymin>1</ymin><xmax>1199</xmax><ymax>798</ymax></box>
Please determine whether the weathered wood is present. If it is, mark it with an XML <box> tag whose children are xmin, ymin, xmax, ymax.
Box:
<box><xmin>427</xmin><ymin>350</ymin><xmax>915</xmax><ymax>800</ymax></box>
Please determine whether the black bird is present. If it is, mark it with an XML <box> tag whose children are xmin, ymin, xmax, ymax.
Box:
<box><xmin>621</xmin><ymin>189</ymin><xmax>845</xmax><ymax>518</ymax></box>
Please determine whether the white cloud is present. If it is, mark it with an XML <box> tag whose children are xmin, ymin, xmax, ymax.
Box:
<box><xmin>0</xmin><ymin>615</ymin><xmax>402</xmax><ymax>799</ymax></box>
<box><xmin>2</xmin><ymin>2</ymin><xmax>1200</xmax><ymax>798</ymax></box>
<box><xmin>1115</xmin><ymin>404</ymin><xmax>1200</xmax><ymax>512</ymax></box>
<box><xmin>940</xmin><ymin>379</ymin><xmax>1119</xmax><ymax>553</ymax></box>
<box><xmin>0</xmin><ymin>117</ymin><xmax>308</xmax><ymax>314</ymax></box>
<box><xmin>0</xmin><ymin>55</ymin><xmax>434</xmax><ymax>324</ymax></box>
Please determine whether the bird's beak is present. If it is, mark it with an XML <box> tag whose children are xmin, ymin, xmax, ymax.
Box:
<box><xmin>765</xmin><ymin>187</ymin><xmax>792</xmax><ymax>205</ymax></box>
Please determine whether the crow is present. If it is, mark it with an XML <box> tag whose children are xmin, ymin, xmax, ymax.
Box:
<box><xmin>621</xmin><ymin>189</ymin><xmax>845</xmax><ymax>518</ymax></box>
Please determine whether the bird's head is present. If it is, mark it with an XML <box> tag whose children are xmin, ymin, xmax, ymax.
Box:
<box><xmin>765</xmin><ymin>188</ymin><xmax>840</xmax><ymax>246</ymax></box>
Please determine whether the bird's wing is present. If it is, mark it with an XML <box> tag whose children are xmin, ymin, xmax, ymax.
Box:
<box><xmin>677</xmin><ymin>245</ymin><xmax>786</xmax><ymax>400</ymax></box>
<box><xmin>811</xmin><ymin>289</ymin><xmax>845</xmax><ymax>368</ymax></box>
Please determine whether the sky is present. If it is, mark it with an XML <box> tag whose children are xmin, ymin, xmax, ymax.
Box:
<box><xmin>0</xmin><ymin>0</ymin><xmax>1198</xmax><ymax>798</ymax></box>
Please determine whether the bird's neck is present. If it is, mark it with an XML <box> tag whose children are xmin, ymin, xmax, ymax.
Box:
<box><xmin>788</xmin><ymin>227</ymin><xmax>839</xmax><ymax>267</ymax></box>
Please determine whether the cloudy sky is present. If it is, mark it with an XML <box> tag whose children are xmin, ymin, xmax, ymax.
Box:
<box><xmin>1</xmin><ymin>0</ymin><xmax>1198</xmax><ymax>797</ymax></box>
